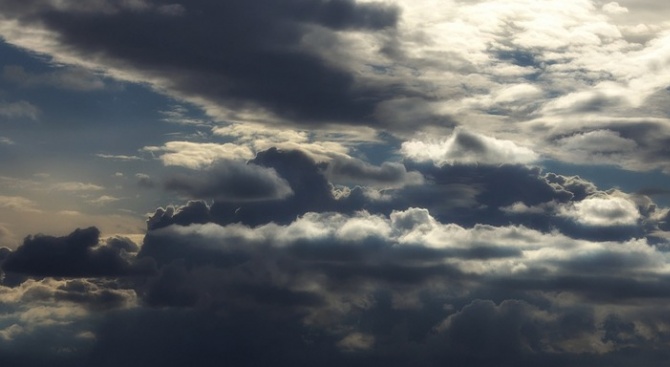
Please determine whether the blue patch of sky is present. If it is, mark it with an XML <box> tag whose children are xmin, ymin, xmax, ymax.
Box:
<box><xmin>0</xmin><ymin>40</ymin><xmax>218</xmax><ymax>215</ymax></box>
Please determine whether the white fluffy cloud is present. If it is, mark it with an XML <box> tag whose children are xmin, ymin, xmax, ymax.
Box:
<box><xmin>560</xmin><ymin>194</ymin><xmax>641</xmax><ymax>226</ymax></box>
<box><xmin>401</xmin><ymin>128</ymin><xmax>538</xmax><ymax>166</ymax></box>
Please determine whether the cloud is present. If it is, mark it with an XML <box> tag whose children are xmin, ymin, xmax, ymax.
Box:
<box><xmin>337</xmin><ymin>332</ymin><xmax>375</xmax><ymax>351</ymax></box>
<box><xmin>96</xmin><ymin>153</ymin><xmax>142</xmax><ymax>161</ymax></box>
<box><xmin>326</xmin><ymin>157</ymin><xmax>424</xmax><ymax>188</ymax></box>
<box><xmin>88</xmin><ymin>195</ymin><xmax>121</xmax><ymax>205</ymax></box>
<box><xmin>159</xmin><ymin>105</ymin><xmax>208</xmax><ymax>126</ymax></box>
<box><xmin>142</xmin><ymin>141</ymin><xmax>254</xmax><ymax>169</ymax></box>
<box><xmin>1</xmin><ymin>227</ymin><xmax>154</xmax><ymax>277</ymax></box>
<box><xmin>135</xmin><ymin>173</ymin><xmax>156</xmax><ymax>188</ymax></box>
<box><xmin>163</xmin><ymin>160</ymin><xmax>294</xmax><ymax>202</ymax></box>
<box><xmin>4</xmin><ymin>1</ymin><xmax>670</xmax><ymax>365</ymax></box>
<box><xmin>559</xmin><ymin>193</ymin><xmax>641</xmax><ymax>227</ymax></box>
<box><xmin>3</xmin><ymin>64</ymin><xmax>106</xmax><ymax>91</ymax></box>
<box><xmin>553</xmin><ymin>130</ymin><xmax>638</xmax><ymax>164</ymax></box>
<box><xmin>0</xmin><ymin>100</ymin><xmax>40</xmax><ymax>120</ymax></box>
<box><xmin>0</xmin><ymin>0</ymin><xmax>399</xmax><ymax>125</ymax></box>
<box><xmin>3</xmin><ymin>195</ymin><xmax>670</xmax><ymax>365</ymax></box>
<box><xmin>50</xmin><ymin>181</ymin><xmax>104</xmax><ymax>192</ymax></box>
<box><xmin>0</xmin><ymin>196</ymin><xmax>41</xmax><ymax>213</ymax></box>
<box><xmin>602</xmin><ymin>2</ymin><xmax>629</xmax><ymax>15</ymax></box>
<box><xmin>401</xmin><ymin>129</ymin><xmax>538</xmax><ymax>166</ymax></box>
<box><xmin>0</xmin><ymin>223</ymin><xmax>18</xmax><ymax>248</ymax></box>
<box><xmin>147</xmin><ymin>148</ymin><xmax>634</xmax><ymax>238</ymax></box>
<box><xmin>212</xmin><ymin>122</ymin><xmax>362</xmax><ymax>162</ymax></box>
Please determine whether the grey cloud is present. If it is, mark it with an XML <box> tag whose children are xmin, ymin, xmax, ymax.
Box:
<box><xmin>149</xmin><ymin>148</ymin><xmax>655</xmax><ymax>243</ymax></box>
<box><xmin>129</xmin><ymin>208</ymin><xmax>670</xmax><ymax>365</ymax></box>
<box><xmin>326</xmin><ymin>157</ymin><xmax>424</xmax><ymax>188</ymax></box>
<box><xmin>163</xmin><ymin>160</ymin><xmax>294</xmax><ymax>201</ymax></box>
<box><xmin>105</xmin><ymin>235</ymin><xmax>140</xmax><ymax>253</ymax></box>
<box><xmin>2</xmin><ymin>0</ymin><xmax>400</xmax><ymax>125</ymax></box>
<box><xmin>147</xmin><ymin>200</ymin><xmax>212</xmax><ymax>231</ymax></box>
<box><xmin>1</xmin><ymin>227</ymin><xmax>155</xmax><ymax>277</ymax></box>
<box><xmin>544</xmin><ymin>120</ymin><xmax>670</xmax><ymax>172</ymax></box>
<box><xmin>6</xmin><ymin>201</ymin><xmax>670</xmax><ymax>365</ymax></box>
<box><xmin>135</xmin><ymin>173</ymin><xmax>156</xmax><ymax>188</ymax></box>
<box><xmin>55</xmin><ymin>279</ymin><xmax>136</xmax><ymax>310</ymax></box>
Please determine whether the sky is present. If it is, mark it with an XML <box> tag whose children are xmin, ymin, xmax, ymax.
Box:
<box><xmin>2</xmin><ymin>0</ymin><xmax>670</xmax><ymax>365</ymax></box>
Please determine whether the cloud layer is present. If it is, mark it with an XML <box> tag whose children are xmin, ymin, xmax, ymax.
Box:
<box><xmin>2</xmin><ymin>0</ymin><xmax>670</xmax><ymax>365</ymax></box>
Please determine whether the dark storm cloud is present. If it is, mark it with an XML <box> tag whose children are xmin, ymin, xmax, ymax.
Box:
<box><xmin>1</xmin><ymin>227</ymin><xmax>154</xmax><ymax>277</ymax></box>
<box><xmin>163</xmin><ymin>160</ymin><xmax>293</xmax><ymax>201</ymax></box>
<box><xmin>1</xmin><ymin>0</ymin><xmax>400</xmax><ymax>124</ymax></box>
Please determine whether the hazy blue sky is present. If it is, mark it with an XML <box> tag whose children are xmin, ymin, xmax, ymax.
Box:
<box><xmin>2</xmin><ymin>1</ymin><xmax>670</xmax><ymax>365</ymax></box>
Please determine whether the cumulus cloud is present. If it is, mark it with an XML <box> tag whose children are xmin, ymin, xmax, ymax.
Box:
<box><xmin>163</xmin><ymin>160</ymin><xmax>294</xmax><ymax>202</ymax></box>
<box><xmin>2</xmin><ymin>192</ymin><xmax>670</xmax><ymax>365</ymax></box>
<box><xmin>401</xmin><ymin>129</ymin><xmax>538</xmax><ymax>166</ymax></box>
<box><xmin>560</xmin><ymin>193</ymin><xmax>641</xmax><ymax>227</ymax></box>
<box><xmin>1</xmin><ymin>227</ymin><xmax>154</xmax><ymax>277</ymax></box>
<box><xmin>326</xmin><ymin>157</ymin><xmax>424</xmax><ymax>188</ymax></box>
<box><xmin>147</xmin><ymin>148</ymin><xmax>646</xmax><ymax>242</ymax></box>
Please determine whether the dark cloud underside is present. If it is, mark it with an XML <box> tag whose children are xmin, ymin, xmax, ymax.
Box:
<box><xmin>3</xmin><ymin>0</ymin><xmax>399</xmax><ymax>124</ymax></box>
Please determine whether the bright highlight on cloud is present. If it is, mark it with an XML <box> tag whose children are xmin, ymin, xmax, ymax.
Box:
<box><xmin>560</xmin><ymin>194</ymin><xmax>641</xmax><ymax>226</ymax></box>
<box><xmin>401</xmin><ymin>129</ymin><xmax>538</xmax><ymax>166</ymax></box>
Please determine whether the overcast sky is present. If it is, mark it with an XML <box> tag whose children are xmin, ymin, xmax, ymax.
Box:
<box><xmin>3</xmin><ymin>0</ymin><xmax>670</xmax><ymax>365</ymax></box>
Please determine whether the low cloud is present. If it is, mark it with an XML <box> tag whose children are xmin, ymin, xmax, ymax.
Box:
<box><xmin>164</xmin><ymin>160</ymin><xmax>294</xmax><ymax>202</ymax></box>
<box><xmin>326</xmin><ymin>157</ymin><xmax>424</xmax><ymax>188</ymax></box>
<box><xmin>559</xmin><ymin>193</ymin><xmax>641</xmax><ymax>227</ymax></box>
<box><xmin>402</xmin><ymin>129</ymin><xmax>538</xmax><ymax>166</ymax></box>
<box><xmin>1</xmin><ymin>227</ymin><xmax>154</xmax><ymax>277</ymax></box>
